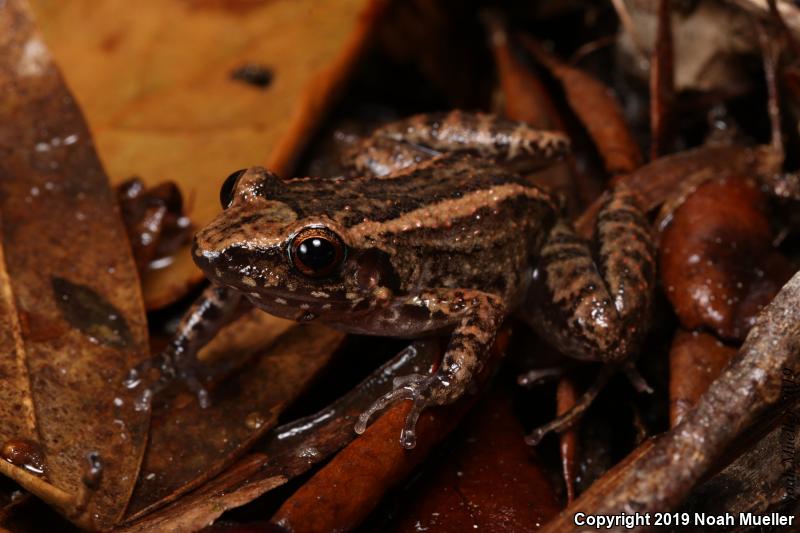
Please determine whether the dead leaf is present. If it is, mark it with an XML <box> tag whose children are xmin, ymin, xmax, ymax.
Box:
<box><xmin>519</xmin><ymin>34</ymin><xmax>643</xmax><ymax>177</ymax></box>
<box><xmin>483</xmin><ymin>14</ymin><xmax>593</xmax><ymax>214</ymax></box>
<box><xmin>659</xmin><ymin>176</ymin><xmax>795</xmax><ymax>340</ymax></box>
<box><xmin>124</xmin><ymin>322</ymin><xmax>345</xmax><ymax>521</ymax></box>
<box><xmin>391</xmin><ymin>389</ymin><xmax>560</xmax><ymax>532</ymax></box>
<box><xmin>121</xmin><ymin>338</ymin><xmax>443</xmax><ymax>532</ymax></box>
<box><xmin>668</xmin><ymin>330</ymin><xmax>737</xmax><ymax>427</ymax></box>
<box><xmin>269</xmin><ymin>331</ymin><xmax>509</xmax><ymax>533</ymax></box>
<box><xmin>0</xmin><ymin>1</ymin><xmax>150</xmax><ymax>528</ymax></box>
<box><xmin>27</xmin><ymin>0</ymin><xmax>389</xmax><ymax>309</ymax></box>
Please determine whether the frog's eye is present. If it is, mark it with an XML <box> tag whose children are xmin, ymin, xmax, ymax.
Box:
<box><xmin>289</xmin><ymin>227</ymin><xmax>346</xmax><ymax>278</ymax></box>
<box><xmin>220</xmin><ymin>169</ymin><xmax>246</xmax><ymax>209</ymax></box>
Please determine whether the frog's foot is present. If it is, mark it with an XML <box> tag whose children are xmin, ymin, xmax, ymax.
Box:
<box><xmin>524</xmin><ymin>366</ymin><xmax>614</xmax><ymax>446</ymax></box>
<box><xmin>123</xmin><ymin>348</ymin><xmax>210</xmax><ymax>411</ymax></box>
<box><xmin>354</xmin><ymin>373</ymin><xmax>449</xmax><ymax>449</ymax></box>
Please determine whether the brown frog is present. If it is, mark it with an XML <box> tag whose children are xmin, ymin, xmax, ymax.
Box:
<box><xmin>129</xmin><ymin>111</ymin><xmax>655</xmax><ymax>449</ymax></box>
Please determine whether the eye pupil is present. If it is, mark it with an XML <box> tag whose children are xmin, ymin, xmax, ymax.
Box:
<box><xmin>220</xmin><ymin>169</ymin><xmax>246</xmax><ymax>209</ymax></box>
<box><xmin>297</xmin><ymin>238</ymin><xmax>336</xmax><ymax>270</ymax></box>
<box><xmin>290</xmin><ymin>228</ymin><xmax>345</xmax><ymax>277</ymax></box>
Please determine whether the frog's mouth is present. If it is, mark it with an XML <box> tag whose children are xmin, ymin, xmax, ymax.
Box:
<box><xmin>242</xmin><ymin>289</ymin><xmax>365</xmax><ymax>323</ymax></box>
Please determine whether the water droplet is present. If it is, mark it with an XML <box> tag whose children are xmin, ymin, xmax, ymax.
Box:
<box><xmin>134</xmin><ymin>388</ymin><xmax>152</xmax><ymax>412</ymax></box>
<box><xmin>245</xmin><ymin>412</ymin><xmax>265</xmax><ymax>430</ymax></box>
<box><xmin>1</xmin><ymin>439</ymin><xmax>46</xmax><ymax>476</ymax></box>
<box><xmin>123</xmin><ymin>369</ymin><xmax>141</xmax><ymax>389</ymax></box>
<box><xmin>298</xmin><ymin>446</ymin><xmax>320</xmax><ymax>460</ymax></box>
<box><xmin>400</xmin><ymin>429</ymin><xmax>417</xmax><ymax>449</ymax></box>
<box><xmin>83</xmin><ymin>451</ymin><xmax>103</xmax><ymax>489</ymax></box>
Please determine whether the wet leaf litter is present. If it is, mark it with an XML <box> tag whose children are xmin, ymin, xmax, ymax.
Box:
<box><xmin>1</xmin><ymin>0</ymin><xmax>800</xmax><ymax>532</ymax></box>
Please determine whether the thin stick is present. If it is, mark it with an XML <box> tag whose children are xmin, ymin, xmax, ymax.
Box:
<box><xmin>758</xmin><ymin>23</ymin><xmax>785</xmax><ymax>162</ymax></box>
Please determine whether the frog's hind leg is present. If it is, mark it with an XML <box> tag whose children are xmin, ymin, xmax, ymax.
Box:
<box><xmin>346</xmin><ymin>111</ymin><xmax>570</xmax><ymax>177</ymax></box>
<box><xmin>520</xmin><ymin>188</ymin><xmax>656</xmax><ymax>443</ymax></box>
<box><xmin>355</xmin><ymin>289</ymin><xmax>505</xmax><ymax>449</ymax></box>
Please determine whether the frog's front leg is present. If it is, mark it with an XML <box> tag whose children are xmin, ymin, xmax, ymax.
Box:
<box><xmin>520</xmin><ymin>188</ymin><xmax>655</xmax><ymax>441</ymax></box>
<box><xmin>127</xmin><ymin>284</ymin><xmax>243</xmax><ymax>408</ymax></box>
<box><xmin>354</xmin><ymin>289</ymin><xmax>506</xmax><ymax>449</ymax></box>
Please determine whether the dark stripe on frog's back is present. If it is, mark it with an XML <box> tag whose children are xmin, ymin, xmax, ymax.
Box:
<box><xmin>380</xmin><ymin>193</ymin><xmax>556</xmax><ymax>304</ymax></box>
<box><xmin>259</xmin><ymin>154</ymin><xmax>548</xmax><ymax>228</ymax></box>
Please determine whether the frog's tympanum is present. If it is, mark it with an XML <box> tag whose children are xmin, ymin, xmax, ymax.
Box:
<box><xmin>132</xmin><ymin>111</ymin><xmax>655</xmax><ymax>449</ymax></box>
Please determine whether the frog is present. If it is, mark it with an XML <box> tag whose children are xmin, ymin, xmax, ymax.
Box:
<box><xmin>129</xmin><ymin>110</ymin><xmax>655</xmax><ymax>449</ymax></box>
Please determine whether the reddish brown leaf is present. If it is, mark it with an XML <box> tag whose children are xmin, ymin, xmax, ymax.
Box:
<box><xmin>269</xmin><ymin>332</ymin><xmax>509</xmax><ymax>533</ymax></box>
<box><xmin>0</xmin><ymin>1</ymin><xmax>150</xmax><ymax>528</ymax></box>
<box><xmin>668</xmin><ymin>330</ymin><xmax>737</xmax><ymax>427</ymax></box>
<box><xmin>659</xmin><ymin>176</ymin><xmax>795</xmax><ymax>340</ymax></box>
<box><xmin>483</xmin><ymin>13</ymin><xmax>560</xmax><ymax>130</ymax></box>
<box><xmin>518</xmin><ymin>34</ymin><xmax>643</xmax><ymax>176</ymax></box>
<box><xmin>391</xmin><ymin>389</ymin><xmax>560</xmax><ymax>532</ymax></box>
<box><xmin>483</xmin><ymin>14</ymin><xmax>594</xmax><ymax>213</ymax></box>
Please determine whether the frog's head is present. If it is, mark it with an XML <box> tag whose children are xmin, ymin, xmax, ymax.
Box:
<box><xmin>193</xmin><ymin>167</ymin><xmax>395</xmax><ymax>322</ymax></box>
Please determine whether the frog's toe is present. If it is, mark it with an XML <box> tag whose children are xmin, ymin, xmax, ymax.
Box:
<box><xmin>354</xmin><ymin>373</ymin><xmax>442</xmax><ymax>449</ymax></box>
<box><xmin>122</xmin><ymin>348</ymin><xmax>211</xmax><ymax>410</ymax></box>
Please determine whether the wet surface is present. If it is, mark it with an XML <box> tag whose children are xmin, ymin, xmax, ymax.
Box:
<box><xmin>51</xmin><ymin>277</ymin><xmax>134</xmax><ymax>349</ymax></box>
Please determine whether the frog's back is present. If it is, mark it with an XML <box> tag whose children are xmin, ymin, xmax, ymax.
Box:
<box><xmin>275</xmin><ymin>154</ymin><xmax>557</xmax><ymax>304</ymax></box>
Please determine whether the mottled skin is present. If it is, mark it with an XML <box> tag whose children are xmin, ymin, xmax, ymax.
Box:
<box><xmin>132</xmin><ymin>111</ymin><xmax>655</xmax><ymax>449</ymax></box>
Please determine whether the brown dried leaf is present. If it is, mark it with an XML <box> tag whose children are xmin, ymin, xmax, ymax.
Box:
<box><xmin>269</xmin><ymin>332</ymin><xmax>509</xmax><ymax>533</ymax></box>
<box><xmin>518</xmin><ymin>34</ymin><xmax>643</xmax><ymax>176</ymax></box>
<box><xmin>659</xmin><ymin>176</ymin><xmax>795</xmax><ymax>340</ymax></box>
<box><xmin>668</xmin><ymin>330</ymin><xmax>737</xmax><ymax>427</ymax></box>
<box><xmin>27</xmin><ymin>0</ymin><xmax>388</xmax><ymax>309</ymax></box>
<box><xmin>391</xmin><ymin>390</ymin><xmax>559</xmax><ymax>533</ymax></box>
<box><xmin>121</xmin><ymin>339</ymin><xmax>443</xmax><ymax>532</ymax></box>
<box><xmin>0</xmin><ymin>1</ymin><xmax>150</xmax><ymax>528</ymax></box>
<box><xmin>483</xmin><ymin>13</ymin><xmax>561</xmax><ymax>130</ymax></box>
<box><xmin>124</xmin><ymin>322</ymin><xmax>345</xmax><ymax>521</ymax></box>
<box><xmin>483</xmin><ymin>13</ymin><xmax>592</xmax><ymax>213</ymax></box>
